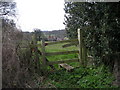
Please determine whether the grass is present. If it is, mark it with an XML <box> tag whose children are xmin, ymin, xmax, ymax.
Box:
<box><xmin>45</xmin><ymin>42</ymin><xmax>78</xmax><ymax>52</ymax></box>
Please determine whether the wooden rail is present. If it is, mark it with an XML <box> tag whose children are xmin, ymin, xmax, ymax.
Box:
<box><xmin>47</xmin><ymin>58</ymin><xmax>79</xmax><ymax>65</ymax></box>
<box><xmin>62</xmin><ymin>42</ymin><xmax>78</xmax><ymax>48</ymax></box>
<box><xmin>46</xmin><ymin>50</ymin><xmax>79</xmax><ymax>56</ymax></box>
<box><xmin>46</xmin><ymin>39</ymin><xmax>78</xmax><ymax>45</ymax></box>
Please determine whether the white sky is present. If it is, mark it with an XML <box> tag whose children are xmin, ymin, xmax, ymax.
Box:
<box><xmin>16</xmin><ymin>0</ymin><xmax>65</xmax><ymax>32</ymax></box>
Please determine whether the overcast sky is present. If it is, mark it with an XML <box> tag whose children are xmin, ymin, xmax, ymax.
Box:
<box><xmin>16</xmin><ymin>0</ymin><xmax>65</xmax><ymax>32</ymax></box>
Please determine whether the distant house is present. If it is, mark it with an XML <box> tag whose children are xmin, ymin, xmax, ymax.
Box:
<box><xmin>47</xmin><ymin>35</ymin><xmax>57</xmax><ymax>41</ymax></box>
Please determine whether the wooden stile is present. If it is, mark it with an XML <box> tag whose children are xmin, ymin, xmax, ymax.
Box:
<box><xmin>24</xmin><ymin>27</ymin><xmax>95</xmax><ymax>72</ymax></box>
<box><xmin>37</xmin><ymin>28</ymin><xmax>90</xmax><ymax>69</ymax></box>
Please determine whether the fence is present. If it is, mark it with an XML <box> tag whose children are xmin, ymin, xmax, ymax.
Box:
<box><xmin>39</xmin><ymin>29</ymin><xmax>89</xmax><ymax>67</ymax></box>
<box><xmin>22</xmin><ymin>29</ymin><xmax>93</xmax><ymax>70</ymax></box>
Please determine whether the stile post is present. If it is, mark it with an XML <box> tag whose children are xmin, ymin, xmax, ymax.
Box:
<box><xmin>41</xmin><ymin>38</ymin><xmax>48</xmax><ymax>74</ymax></box>
<box><xmin>41</xmin><ymin>39</ymin><xmax>46</xmax><ymax>65</ymax></box>
<box><xmin>82</xmin><ymin>44</ymin><xmax>87</xmax><ymax>67</ymax></box>
<box><xmin>78</xmin><ymin>28</ymin><xmax>84</xmax><ymax>66</ymax></box>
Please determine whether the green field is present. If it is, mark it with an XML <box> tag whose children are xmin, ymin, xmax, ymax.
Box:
<box><xmin>44</xmin><ymin>42</ymin><xmax>79</xmax><ymax>68</ymax></box>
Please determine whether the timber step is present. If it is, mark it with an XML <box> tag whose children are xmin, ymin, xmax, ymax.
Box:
<box><xmin>59</xmin><ymin>63</ymin><xmax>74</xmax><ymax>72</ymax></box>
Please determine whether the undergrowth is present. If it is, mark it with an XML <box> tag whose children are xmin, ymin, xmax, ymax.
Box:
<box><xmin>45</xmin><ymin>65</ymin><xmax>116</xmax><ymax>88</ymax></box>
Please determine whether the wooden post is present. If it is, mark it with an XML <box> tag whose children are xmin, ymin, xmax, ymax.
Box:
<box><xmin>78</xmin><ymin>28</ymin><xmax>87</xmax><ymax>67</ymax></box>
<box><xmin>82</xmin><ymin>44</ymin><xmax>87</xmax><ymax>67</ymax></box>
<box><xmin>34</xmin><ymin>33</ymin><xmax>40</xmax><ymax>71</ymax></box>
<box><xmin>41</xmin><ymin>38</ymin><xmax>48</xmax><ymax>74</ymax></box>
<box><xmin>78</xmin><ymin>28</ymin><xmax>84</xmax><ymax>66</ymax></box>
<box><xmin>41</xmin><ymin>39</ymin><xmax>46</xmax><ymax>65</ymax></box>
